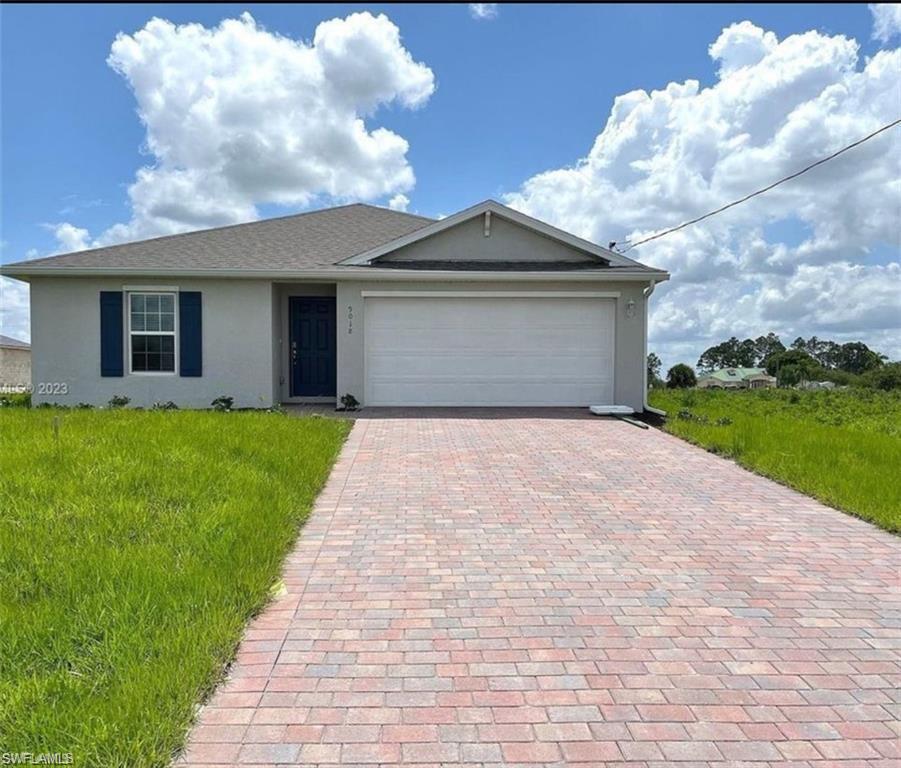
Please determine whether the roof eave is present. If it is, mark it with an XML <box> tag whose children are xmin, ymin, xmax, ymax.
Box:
<box><xmin>0</xmin><ymin>264</ymin><xmax>670</xmax><ymax>282</ymax></box>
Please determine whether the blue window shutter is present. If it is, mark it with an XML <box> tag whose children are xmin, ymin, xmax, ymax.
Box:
<box><xmin>100</xmin><ymin>291</ymin><xmax>124</xmax><ymax>377</ymax></box>
<box><xmin>179</xmin><ymin>291</ymin><xmax>202</xmax><ymax>377</ymax></box>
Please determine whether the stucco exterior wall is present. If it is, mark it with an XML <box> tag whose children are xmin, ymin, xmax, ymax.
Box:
<box><xmin>29</xmin><ymin>277</ymin><xmax>274</xmax><ymax>408</ymax></box>
<box><xmin>0</xmin><ymin>347</ymin><xmax>31</xmax><ymax>390</ymax></box>
<box><xmin>337</xmin><ymin>279</ymin><xmax>649</xmax><ymax>411</ymax></box>
<box><xmin>25</xmin><ymin>271</ymin><xmax>653</xmax><ymax>411</ymax></box>
<box><xmin>379</xmin><ymin>216</ymin><xmax>597</xmax><ymax>263</ymax></box>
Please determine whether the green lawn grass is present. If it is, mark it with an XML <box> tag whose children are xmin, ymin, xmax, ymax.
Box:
<box><xmin>0</xmin><ymin>409</ymin><xmax>350</xmax><ymax>766</ymax></box>
<box><xmin>649</xmin><ymin>387</ymin><xmax>901</xmax><ymax>533</ymax></box>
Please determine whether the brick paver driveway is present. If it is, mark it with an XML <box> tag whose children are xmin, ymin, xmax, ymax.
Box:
<box><xmin>180</xmin><ymin>412</ymin><xmax>899</xmax><ymax>766</ymax></box>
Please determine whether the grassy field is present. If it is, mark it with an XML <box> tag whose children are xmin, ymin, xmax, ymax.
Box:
<box><xmin>649</xmin><ymin>387</ymin><xmax>901</xmax><ymax>533</ymax></box>
<box><xmin>0</xmin><ymin>409</ymin><xmax>350</xmax><ymax>767</ymax></box>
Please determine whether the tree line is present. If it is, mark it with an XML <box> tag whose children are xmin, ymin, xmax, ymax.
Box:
<box><xmin>648</xmin><ymin>335</ymin><xmax>900</xmax><ymax>390</ymax></box>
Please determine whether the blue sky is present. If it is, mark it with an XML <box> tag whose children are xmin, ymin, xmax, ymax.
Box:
<box><xmin>2</xmin><ymin>3</ymin><xmax>899</xmax><ymax>366</ymax></box>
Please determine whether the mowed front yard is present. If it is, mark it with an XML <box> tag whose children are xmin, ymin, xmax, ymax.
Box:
<box><xmin>0</xmin><ymin>409</ymin><xmax>350</xmax><ymax>767</ymax></box>
<box><xmin>649</xmin><ymin>387</ymin><xmax>901</xmax><ymax>533</ymax></box>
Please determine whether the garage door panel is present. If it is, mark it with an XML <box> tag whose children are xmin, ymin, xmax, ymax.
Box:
<box><xmin>366</xmin><ymin>353</ymin><xmax>608</xmax><ymax>378</ymax></box>
<box><xmin>367</xmin><ymin>327</ymin><xmax>607</xmax><ymax>353</ymax></box>
<box><xmin>364</xmin><ymin>296</ymin><xmax>614</xmax><ymax>406</ymax></box>
<box><xmin>370</xmin><ymin>302</ymin><xmax>603</xmax><ymax>328</ymax></box>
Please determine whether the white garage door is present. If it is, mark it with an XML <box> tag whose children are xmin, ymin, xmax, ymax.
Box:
<box><xmin>364</xmin><ymin>294</ymin><xmax>615</xmax><ymax>406</ymax></box>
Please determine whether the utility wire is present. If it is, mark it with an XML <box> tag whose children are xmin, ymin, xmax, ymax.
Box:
<box><xmin>617</xmin><ymin>118</ymin><xmax>901</xmax><ymax>254</ymax></box>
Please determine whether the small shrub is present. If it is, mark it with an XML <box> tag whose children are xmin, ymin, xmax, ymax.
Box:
<box><xmin>339</xmin><ymin>393</ymin><xmax>360</xmax><ymax>411</ymax></box>
<box><xmin>108</xmin><ymin>395</ymin><xmax>130</xmax><ymax>409</ymax></box>
<box><xmin>211</xmin><ymin>395</ymin><xmax>234</xmax><ymax>412</ymax></box>
<box><xmin>75</xmin><ymin>402</ymin><xmax>94</xmax><ymax>410</ymax></box>
<box><xmin>151</xmin><ymin>401</ymin><xmax>179</xmax><ymax>411</ymax></box>
<box><xmin>715</xmin><ymin>416</ymin><xmax>733</xmax><ymax>426</ymax></box>
<box><xmin>675</xmin><ymin>408</ymin><xmax>709</xmax><ymax>424</ymax></box>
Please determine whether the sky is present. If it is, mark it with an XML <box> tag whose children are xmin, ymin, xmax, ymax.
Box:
<box><xmin>1</xmin><ymin>3</ymin><xmax>899</xmax><ymax>370</ymax></box>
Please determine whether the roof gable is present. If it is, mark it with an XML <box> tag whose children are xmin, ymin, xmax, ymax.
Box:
<box><xmin>339</xmin><ymin>200</ymin><xmax>649</xmax><ymax>269</ymax></box>
<box><xmin>373</xmin><ymin>210</ymin><xmax>603</xmax><ymax>266</ymax></box>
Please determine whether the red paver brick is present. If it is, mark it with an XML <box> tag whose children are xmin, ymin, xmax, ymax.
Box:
<box><xmin>477</xmin><ymin>723</ymin><xmax>534</xmax><ymax>741</ymax></box>
<box><xmin>559</xmin><ymin>740</ymin><xmax>622</xmax><ymax>761</ymax></box>
<box><xmin>533</xmin><ymin>721</ymin><xmax>593</xmax><ymax>741</ymax></box>
<box><xmin>814</xmin><ymin>739</ymin><xmax>882</xmax><ymax>759</ymax></box>
<box><xmin>401</xmin><ymin>742</ymin><xmax>460</xmax><ymax>762</ymax></box>
<box><xmin>341</xmin><ymin>742</ymin><xmax>401</xmax><ymax>763</ymax></box>
<box><xmin>178</xmin><ymin>413</ymin><xmax>901</xmax><ymax>767</ymax></box>
<box><xmin>636</xmin><ymin>703</ymin><xmax>695</xmax><ymax>721</ymax></box>
<box><xmin>659</xmin><ymin>740</ymin><xmax>723</xmax><ymax>761</ymax></box>
<box><xmin>501</xmin><ymin>741</ymin><xmax>561</xmax><ymax>762</ymax></box>
<box><xmin>718</xmin><ymin>740</ymin><xmax>783</xmax><ymax>761</ymax></box>
<box><xmin>321</xmin><ymin>724</ymin><xmax>378</xmax><ymax>742</ymax></box>
<box><xmin>298</xmin><ymin>743</ymin><xmax>340</xmax><ymax>763</ymax></box>
<box><xmin>382</xmin><ymin>724</ymin><xmax>439</xmax><ymax>742</ymax></box>
<box><xmin>236</xmin><ymin>742</ymin><xmax>299</xmax><ymax>763</ymax></box>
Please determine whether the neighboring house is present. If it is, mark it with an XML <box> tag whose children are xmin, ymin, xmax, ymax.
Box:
<box><xmin>0</xmin><ymin>334</ymin><xmax>31</xmax><ymax>392</ymax></box>
<box><xmin>0</xmin><ymin>200</ymin><xmax>669</xmax><ymax>409</ymax></box>
<box><xmin>697</xmin><ymin>367</ymin><xmax>777</xmax><ymax>390</ymax></box>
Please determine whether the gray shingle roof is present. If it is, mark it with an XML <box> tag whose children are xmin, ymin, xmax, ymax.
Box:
<box><xmin>0</xmin><ymin>334</ymin><xmax>30</xmax><ymax>349</ymax></box>
<box><xmin>8</xmin><ymin>204</ymin><xmax>434</xmax><ymax>272</ymax></box>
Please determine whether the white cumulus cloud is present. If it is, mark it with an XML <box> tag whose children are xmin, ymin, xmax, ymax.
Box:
<box><xmin>870</xmin><ymin>3</ymin><xmax>901</xmax><ymax>42</ymax></box>
<box><xmin>469</xmin><ymin>4</ymin><xmax>499</xmax><ymax>21</ymax></box>
<box><xmin>505</xmin><ymin>21</ymin><xmax>901</xmax><ymax>369</ymax></box>
<box><xmin>49</xmin><ymin>223</ymin><xmax>91</xmax><ymax>253</ymax></box>
<box><xmin>57</xmin><ymin>11</ymin><xmax>434</xmax><ymax>249</ymax></box>
<box><xmin>388</xmin><ymin>193</ymin><xmax>410</xmax><ymax>211</ymax></box>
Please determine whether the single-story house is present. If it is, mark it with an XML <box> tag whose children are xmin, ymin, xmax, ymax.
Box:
<box><xmin>0</xmin><ymin>334</ymin><xmax>31</xmax><ymax>392</ymax></box>
<box><xmin>0</xmin><ymin>200</ymin><xmax>669</xmax><ymax>409</ymax></box>
<box><xmin>697</xmin><ymin>367</ymin><xmax>777</xmax><ymax>390</ymax></box>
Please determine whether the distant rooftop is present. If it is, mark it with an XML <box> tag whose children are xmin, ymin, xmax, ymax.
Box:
<box><xmin>0</xmin><ymin>334</ymin><xmax>30</xmax><ymax>350</ymax></box>
<box><xmin>701</xmin><ymin>367</ymin><xmax>771</xmax><ymax>381</ymax></box>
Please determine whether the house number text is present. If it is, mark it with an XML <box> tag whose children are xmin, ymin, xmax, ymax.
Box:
<box><xmin>347</xmin><ymin>305</ymin><xmax>354</xmax><ymax>334</ymax></box>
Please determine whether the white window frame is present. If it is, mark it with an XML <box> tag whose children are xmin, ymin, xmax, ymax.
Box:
<box><xmin>127</xmin><ymin>291</ymin><xmax>178</xmax><ymax>376</ymax></box>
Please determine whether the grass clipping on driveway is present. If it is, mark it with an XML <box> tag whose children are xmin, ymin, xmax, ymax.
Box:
<box><xmin>649</xmin><ymin>388</ymin><xmax>901</xmax><ymax>534</ymax></box>
<box><xmin>0</xmin><ymin>409</ymin><xmax>350</xmax><ymax>766</ymax></box>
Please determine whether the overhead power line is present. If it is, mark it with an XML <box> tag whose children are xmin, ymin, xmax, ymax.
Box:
<box><xmin>617</xmin><ymin>118</ymin><xmax>901</xmax><ymax>254</ymax></box>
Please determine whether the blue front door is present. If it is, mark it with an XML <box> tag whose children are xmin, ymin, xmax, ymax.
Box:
<box><xmin>289</xmin><ymin>297</ymin><xmax>337</xmax><ymax>397</ymax></box>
